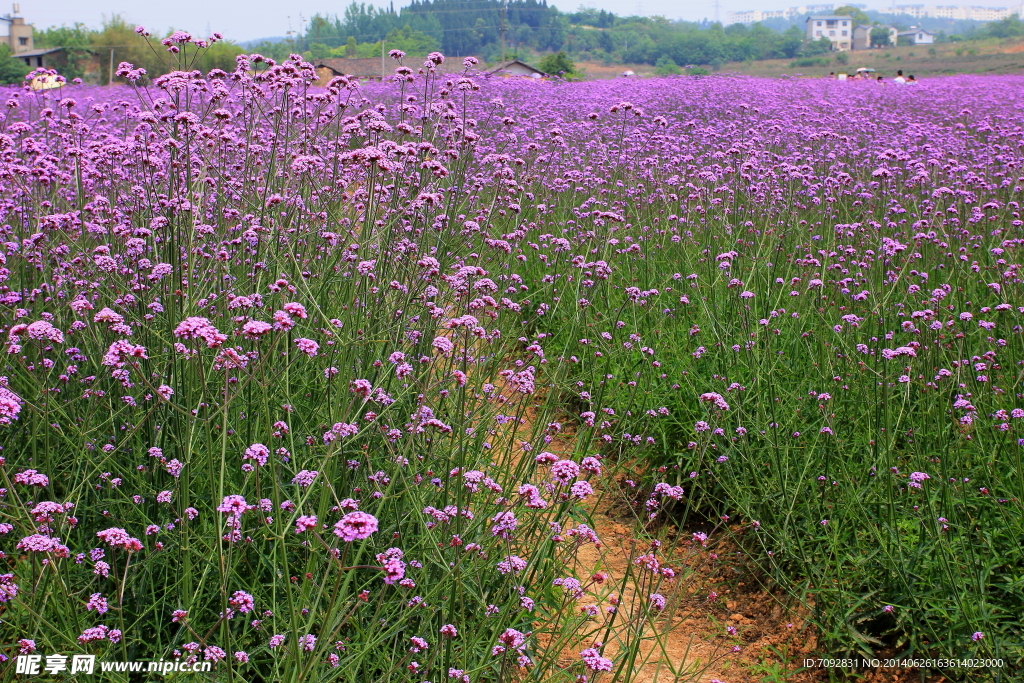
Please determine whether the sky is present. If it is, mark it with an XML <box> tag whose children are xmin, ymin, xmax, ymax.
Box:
<box><xmin>6</xmin><ymin>0</ymin><xmax>1017</xmax><ymax>43</ymax></box>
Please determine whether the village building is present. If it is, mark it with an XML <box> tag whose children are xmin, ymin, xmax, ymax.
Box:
<box><xmin>1</xmin><ymin>4</ymin><xmax>32</xmax><ymax>54</ymax></box>
<box><xmin>314</xmin><ymin>58</ymin><xmax>392</xmax><ymax>84</ymax></box>
<box><xmin>314</xmin><ymin>56</ymin><xmax>484</xmax><ymax>86</ymax></box>
<box><xmin>851</xmin><ymin>24</ymin><xmax>899</xmax><ymax>49</ymax></box>
<box><xmin>486</xmin><ymin>59</ymin><xmax>545</xmax><ymax>77</ymax></box>
<box><xmin>3</xmin><ymin>7</ymin><xmax>70</xmax><ymax>71</ymax></box>
<box><xmin>14</xmin><ymin>46</ymin><xmax>66</xmax><ymax>69</ymax></box>
<box><xmin>897</xmin><ymin>27</ymin><xmax>935</xmax><ymax>44</ymax></box>
<box><xmin>805</xmin><ymin>15</ymin><xmax>853</xmax><ymax>50</ymax></box>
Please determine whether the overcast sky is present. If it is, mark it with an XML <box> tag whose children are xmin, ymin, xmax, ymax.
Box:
<box><xmin>8</xmin><ymin>0</ymin><xmax>1014</xmax><ymax>43</ymax></box>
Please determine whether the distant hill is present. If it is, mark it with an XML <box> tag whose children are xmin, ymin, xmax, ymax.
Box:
<box><xmin>239</xmin><ymin>36</ymin><xmax>289</xmax><ymax>49</ymax></box>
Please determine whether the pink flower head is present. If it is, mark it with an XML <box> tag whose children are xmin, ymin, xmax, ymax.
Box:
<box><xmin>699</xmin><ymin>392</ymin><xmax>730</xmax><ymax>411</ymax></box>
<box><xmin>242</xmin><ymin>320</ymin><xmax>273</xmax><ymax>338</ymax></box>
<box><xmin>25</xmin><ymin>320</ymin><xmax>64</xmax><ymax>343</ymax></box>
<box><xmin>580</xmin><ymin>647</ymin><xmax>613</xmax><ymax>672</ymax></box>
<box><xmin>17</xmin><ymin>534</ymin><xmax>70</xmax><ymax>557</ymax></box>
<box><xmin>243</xmin><ymin>443</ymin><xmax>270</xmax><ymax>467</ymax></box>
<box><xmin>86</xmin><ymin>593</ymin><xmax>109</xmax><ymax>614</ymax></box>
<box><xmin>292</xmin><ymin>470</ymin><xmax>319</xmax><ymax>487</ymax></box>
<box><xmin>283</xmin><ymin>302</ymin><xmax>308</xmax><ymax>319</ymax></box>
<box><xmin>217</xmin><ymin>495</ymin><xmax>250</xmax><ymax>516</ymax></box>
<box><xmin>229</xmin><ymin>590</ymin><xmax>255</xmax><ymax>613</ymax></box>
<box><xmin>96</xmin><ymin>527</ymin><xmax>143</xmax><ymax>552</ymax></box>
<box><xmin>0</xmin><ymin>384</ymin><xmax>23</xmax><ymax>425</ymax></box>
<box><xmin>174</xmin><ymin>317</ymin><xmax>227</xmax><ymax>348</ymax></box>
<box><xmin>13</xmin><ymin>468</ymin><xmax>47</xmax><ymax>486</ymax></box>
<box><xmin>550</xmin><ymin>459</ymin><xmax>580</xmax><ymax>485</ymax></box>
<box><xmin>294</xmin><ymin>338</ymin><xmax>319</xmax><ymax>357</ymax></box>
<box><xmin>334</xmin><ymin>511</ymin><xmax>379</xmax><ymax>542</ymax></box>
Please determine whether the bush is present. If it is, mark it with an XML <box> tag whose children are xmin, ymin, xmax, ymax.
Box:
<box><xmin>654</xmin><ymin>56</ymin><xmax>682</xmax><ymax>76</ymax></box>
<box><xmin>789</xmin><ymin>57</ymin><xmax>830</xmax><ymax>67</ymax></box>
<box><xmin>538</xmin><ymin>51</ymin><xmax>580</xmax><ymax>79</ymax></box>
<box><xmin>0</xmin><ymin>44</ymin><xmax>28</xmax><ymax>85</ymax></box>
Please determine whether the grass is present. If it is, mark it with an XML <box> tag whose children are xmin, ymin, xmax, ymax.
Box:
<box><xmin>718</xmin><ymin>37</ymin><xmax>1024</xmax><ymax>78</ymax></box>
<box><xmin>0</xmin><ymin>35</ymin><xmax>1022</xmax><ymax>683</ymax></box>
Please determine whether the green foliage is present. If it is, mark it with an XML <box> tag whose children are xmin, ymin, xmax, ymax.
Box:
<box><xmin>789</xmin><ymin>57</ymin><xmax>830</xmax><ymax>67</ymax></box>
<box><xmin>91</xmin><ymin>13</ymin><xmax>160</xmax><ymax>82</ymax></box>
<box><xmin>0</xmin><ymin>43</ymin><xmax>28</xmax><ymax>85</ymax></box>
<box><xmin>538</xmin><ymin>50</ymin><xmax>578</xmax><ymax>77</ymax></box>
<box><xmin>835</xmin><ymin>51</ymin><xmax>849</xmax><ymax>65</ymax></box>
<box><xmin>834</xmin><ymin>6</ymin><xmax>870</xmax><ymax>25</ymax></box>
<box><xmin>801</xmin><ymin>36</ymin><xmax>834</xmax><ymax>56</ymax></box>
<box><xmin>293</xmin><ymin>1</ymin><xmax>886</xmax><ymax>70</ymax></box>
<box><xmin>980</xmin><ymin>15</ymin><xmax>1024</xmax><ymax>39</ymax></box>
<box><xmin>33</xmin><ymin>23</ymin><xmax>93</xmax><ymax>80</ymax></box>
<box><xmin>653</xmin><ymin>55</ymin><xmax>681</xmax><ymax>75</ymax></box>
<box><xmin>871</xmin><ymin>26</ymin><xmax>892</xmax><ymax>47</ymax></box>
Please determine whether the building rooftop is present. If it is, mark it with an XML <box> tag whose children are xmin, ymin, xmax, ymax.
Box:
<box><xmin>806</xmin><ymin>14</ymin><xmax>854</xmax><ymax>20</ymax></box>
<box><xmin>486</xmin><ymin>59</ymin><xmax>546</xmax><ymax>76</ymax></box>
<box><xmin>12</xmin><ymin>47</ymin><xmax>63</xmax><ymax>58</ymax></box>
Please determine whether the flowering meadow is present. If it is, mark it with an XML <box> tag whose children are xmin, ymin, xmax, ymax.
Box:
<box><xmin>1</xmin><ymin>33</ymin><xmax>1023</xmax><ymax>681</ymax></box>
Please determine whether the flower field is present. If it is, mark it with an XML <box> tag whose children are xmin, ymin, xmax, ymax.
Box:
<box><xmin>1</xmin><ymin>37</ymin><xmax>1022</xmax><ymax>682</ymax></box>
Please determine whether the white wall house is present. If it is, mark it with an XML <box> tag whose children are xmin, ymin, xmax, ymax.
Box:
<box><xmin>806</xmin><ymin>15</ymin><xmax>854</xmax><ymax>50</ymax></box>
<box><xmin>898</xmin><ymin>28</ymin><xmax>936</xmax><ymax>43</ymax></box>
<box><xmin>731</xmin><ymin>3</ymin><xmax>1022</xmax><ymax>24</ymax></box>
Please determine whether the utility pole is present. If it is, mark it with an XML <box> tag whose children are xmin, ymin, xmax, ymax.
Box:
<box><xmin>109</xmin><ymin>48</ymin><xmax>114</xmax><ymax>85</ymax></box>
<box><xmin>381</xmin><ymin>39</ymin><xmax>385</xmax><ymax>79</ymax></box>
<box><xmin>713</xmin><ymin>0</ymin><xmax>722</xmax><ymax>24</ymax></box>
<box><xmin>500</xmin><ymin>0</ymin><xmax>507</xmax><ymax>62</ymax></box>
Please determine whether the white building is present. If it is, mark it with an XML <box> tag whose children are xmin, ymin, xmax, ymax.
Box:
<box><xmin>1</xmin><ymin>4</ymin><xmax>33</xmax><ymax>54</ymax></box>
<box><xmin>730</xmin><ymin>3</ymin><xmax>1022</xmax><ymax>24</ymax></box>
<box><xmin>806</xmin><ymin>15</ymin><xmax>854</xmax><ymax>49</ymax></box>
<box><xmin>898</xmin><ymin>27</ymin><xmax>937</xmax><ymax>42</ymax></box>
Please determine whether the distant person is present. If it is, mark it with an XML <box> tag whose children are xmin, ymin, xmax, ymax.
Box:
<box><xmin>877</xmin><ymin>75</ymin><xmax>884</xmax><ymax>84</ymax></box>
<box><xmin>828</xmin><ymin>71</ymin><xmax>835</xmax><ymax>79</ymax></box>
<box><xmin>907</xmin><ymin>74</ymin><xmax>918</xmax><ymax>85</ymax></box>
<box><xmin>894</xmin><ymin>69</ymin><xmax>906</xmax><ymax>84</ymax></box>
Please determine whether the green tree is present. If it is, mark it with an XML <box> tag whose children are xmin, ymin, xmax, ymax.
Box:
<box><xmin>802</xmin><ymin>36</ymin><xmax>833</xmax><ymax>56</ymax></box>
<box><xmin>34</xmin><ymin>23</ymin><xmax>94</xmax><ymax>80</ymax></box>
<box><xmin>190</xmin><ymin>40</ymin><xmax>245</xmax><ymax>73</ymax></box>
<box><xmin>91</xmin><ymin>14</ymin><xmax>162</xmax><ymax>83</ymax></box>
<box><xmin>0</xmin><ymin>44</ymin><xmax>28</xmax><ymax>84</ymax></box>
<box><xmin>654</xmin><ymin>55</ymin><xmax>681</xmax><ymax>75</ymax></box>
<box><xmin>834</xmin><ymin>6</ymin><xmax>870</xmax><ymax>25</ymax></box>
<box><xmin>307</xmin><ymin>43</ymin><xmax>334</xmax><ymax>60</ymax></box>
<box><xmin>538</xmin><ymin>50</ymin><xmax>577</xmax><ymax>77</ymax></box>
<box><xmin>870</xmin><ymin>26</ymin><xmax>892</xmax><ymax>47</ymax></box>
<box><xmin>385</xmin><ymin>25</ymin><xmax>440</xmax><ymax>55</ymax></box>
<box><xmin>983</xmin><ymin>15</ymin><xmax>1024</xmax><ymax>39</ymax></box>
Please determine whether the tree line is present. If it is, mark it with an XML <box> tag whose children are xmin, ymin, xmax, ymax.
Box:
<box><xmin>2</xmin><ymin>3</ymin><xmax>1023</xmax><ymax>84</ymax></box>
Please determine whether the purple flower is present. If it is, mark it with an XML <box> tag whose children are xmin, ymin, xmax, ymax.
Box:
<box><xmin>86</xmin><ymin>593</ymin><xmax>109</xmax><ymax>614</ymax></box>
<box><xmin>580</xmin><ymin>647</ymin><xmax>613</xmax><ymax>671</ymax></box>
<box><xmin>229</xmin><ymin>590</ymin><xmax>255</xmax><ymax>613</ymax></box>
<box><xmin>294</xmin><ymin>338</ymin><xmax>319</xmax><ymax>357</ymax></box>
<box><xmin>292</xmin><ymin>470</ymin><xmax>319</xmax><ymax>487</ymax></box>
<box><xmin>334</xmin><ymin>511</ymin><xmax>379</xmax><ymax>541</ymax></box>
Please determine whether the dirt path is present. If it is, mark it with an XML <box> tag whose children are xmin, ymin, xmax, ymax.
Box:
<box><xmin>482</xmin><ymin>371</ymin><xmax>941</xmax><ymax>683</ymax></box>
